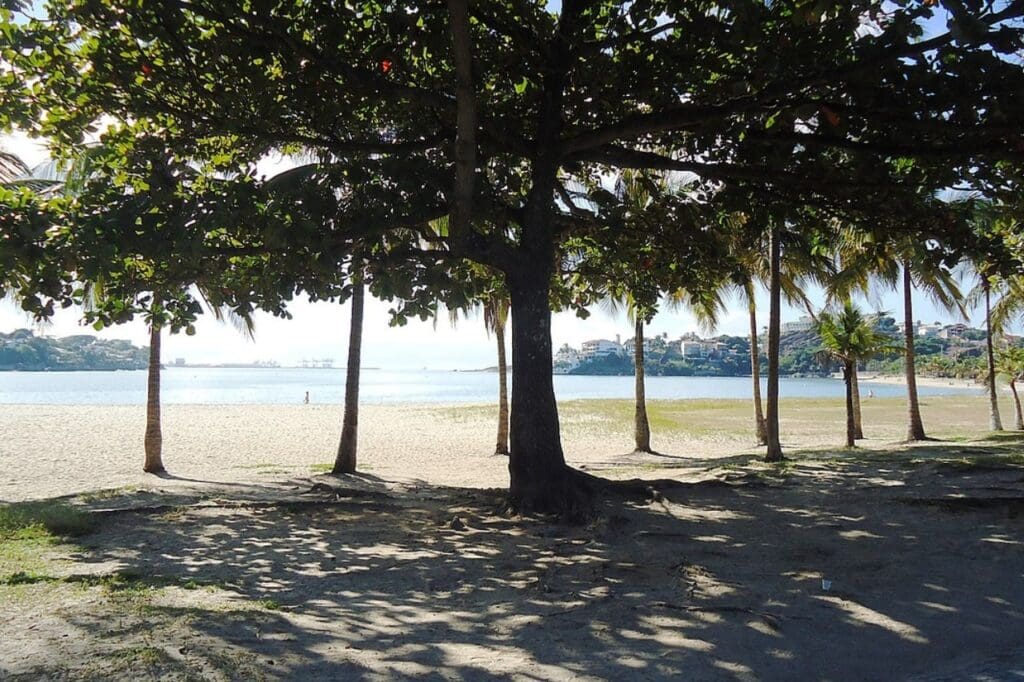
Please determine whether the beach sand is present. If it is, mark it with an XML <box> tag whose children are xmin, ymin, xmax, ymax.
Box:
<box><xmin>2</xmin><ymin>395</ymin><xmax>1023</xmax><ymax>680</ymax></box>
<box><xmin>0</xmin><ymin>392</ymin><xmax>1012</xmax><ymax>503</ymax></box>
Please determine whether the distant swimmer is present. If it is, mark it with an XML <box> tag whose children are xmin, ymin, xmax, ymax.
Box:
<box><xmin>868</xmin><ymin>390</ymin><xmax>875</xmax><ymax>399</ymax></box>
<box><xmin>304</xmin><ymin>391</ymin><xmax>310</xmax><ymax>404</ymax></box>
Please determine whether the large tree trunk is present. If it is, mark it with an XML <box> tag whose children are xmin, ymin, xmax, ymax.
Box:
<box><xmin>495</xmin><ymin>314</ymin><xmax>510</xmax><ymax>455</ymax></box>
<box><xmin>903</xmin><ymin>260</ymin><xmax>927</xmax><ymax>441</ymax></box>
<box><xmin>333</xmin><ymin>280</ymin><xmax>364</xmax><ymax>475</ymax></box>
<box><xmin>764</xmin><ymin>224</ymin><xmax>784</xmax><ymax>462</ymax></box>
<box><xmin>633</xmin><ymin>318</ymin><xmax>652</xmax><ymax>453</ymax></box>
<box><xmin>984</xmin><ymin>284</ymin><xmax>1003</xmax><ymax>431</ymax></box>
<box><xmin>844</xmin><ymin>360</ymin><xmax>856</xmax><ymax>448</ymax></box>
<box><xmin>143</xmin><ymin>323</ymin><xmax>165</xmax><ymax>474</ymax></box>
<box><xmin>851</xmin><ymin>366</ymin><xmax>864</xmax><ymax>440</ymax></box>
<box><xmin>506</xmin><ymin>269</ymin><xmax>590</xmax><ymax>517</ymax></box>
<box><xmin>1010</xmin><ymin>379</ymin><xmax>1023</xmax><ymax>431</ymax></box>
<box><xmin>748</xmin><ymin>298</ymin><xmax>767</xmax><ymax>445</ymax></box>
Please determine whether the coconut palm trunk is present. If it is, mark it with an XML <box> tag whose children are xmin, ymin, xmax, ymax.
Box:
<box><xmin>494</xmin><ymin>314</ymin><xmax>510</xmax><ymax>455</ymax></box>
<box><xmin>748</xmin><ymin>297</ymin><xmax>767</xmax><ymax>445</ymax></box>
<box><xmin>843</xmin><ymin>359</ymin><xmax>856</xmax><ymax>448</ymax></box>
<box><xmin>984</xmin><ymin>283</ymin><xmax>1003</xmax><ymax>431</ymax></box>
<box><xmin>851</xmin><ymin>367</ymin><xmax>864</xmax><ymax>440</ymax></box>
<box><xmin>1009</xmin><ymin>378</ymin><xmax>1024</xmax><ymax>431</ymax></box>
<box><xmin>764</xmin><ymin>224</ymin><xmax>784</xmax><ymax>462</ymax></box>
<box><xmin>633</xmin><ymin>318</ymin><xmax>652</xmax><ymax>453</ymax></box>
<box><xmin>902</xmin><ymin>260</ymin><xmax>927</xmax><ymax>441</ymax></box>
<box><xmin>143</xmin><ymin>323</ymin><xmax>165</xmax><ymax>474</ymax></box>
<box><xmin>333</xmin><ymin>280</ymin><xmax>364</xmax><ymax>474</ymax></box>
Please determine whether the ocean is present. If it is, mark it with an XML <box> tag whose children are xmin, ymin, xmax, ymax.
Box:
<box><xmin>0</xmin><ymin>367</ymin><xmax>977</xmax><ymax>405</ymax></box>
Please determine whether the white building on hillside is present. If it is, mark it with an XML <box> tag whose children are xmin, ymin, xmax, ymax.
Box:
<box><xmin>680</xmin><ymin>341</ymin><xmax>710</xmax><ymax>358</ymax></box>
<box><xmin>553</xmin><ymin>344</ymin><xmax>582</xmax><ymax>373</ymax></box>
<box><xmin>580</xmin><ymin>338</ymin><xmax>625</xmax><ymax>360</ymax></box>
<box><xmin>781</xmin><ymin>315</ymin><xmax>815</xmax><ymax>333</ymax></box>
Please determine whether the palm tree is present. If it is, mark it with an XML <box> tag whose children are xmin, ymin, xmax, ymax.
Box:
<box><xmin>603</xmin><ymin>292</ymin><xmax>656</xmax><ymax>453</ymax></box>
<box><xmin>333</xmin><ymin>276</ymin><xmax>364</xmax><ymax>474</ymax></box>
<box><xmin>816</xmin><ymin>302</ymin><xmax>894</xmax><ymax>447</ymax></box>
<box><xmin>484</xmin><ymin>294</ymin><xmax>511</xmax><ymax>456</ymax></box>
<box><xmin>994</xmin><ymin>346</ymin><xmax>1024</xmax><ymax>431</ymax></box>
<box><xmin>835</xmin><ymin>234</ymin><xmax>963</xmax><ymax>441</ymax></box>
<box><xmin>764</xmin><ymin>222</ymin><xmax>784</xmax><ymax>462</ymax></box>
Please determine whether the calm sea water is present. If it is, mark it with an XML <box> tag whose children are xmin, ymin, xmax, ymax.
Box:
<box><xmin>0</xmin><ymin>368</ymin><xmax>977</xmax><ymax>406</ymax></box>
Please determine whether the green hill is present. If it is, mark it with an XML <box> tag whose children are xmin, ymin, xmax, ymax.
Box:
<box><xmin>0</xmin><ymin>329</ymin><xmax>148</xmax><ymax>371</ymax></box>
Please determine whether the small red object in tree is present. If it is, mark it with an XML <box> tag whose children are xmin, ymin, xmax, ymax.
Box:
<box><xmin>141</xmin><ymin>63</ymin><xmax>153</xmax><ymax>76</ymax></box>
<box><xmin>380</xmin><ymin>58</ymin><xmax>393</xmax><ymax>74</ymax></box>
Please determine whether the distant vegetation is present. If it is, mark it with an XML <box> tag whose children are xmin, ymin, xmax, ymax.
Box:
<box><xmin>568</xmin><ymin>322</ymin><xmax>999</xmax><ymax>380</ymax></box>
<box><xmin>0</xmin><ymin>329</ymin><xmax>147</xmax><ymax>371</ymax></box>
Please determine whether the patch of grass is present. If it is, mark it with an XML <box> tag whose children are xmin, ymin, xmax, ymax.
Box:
<box><xmin>0</xmin><ymin>501</ymin><xmax>97</xmax><ymax>539</ymax></box>
<box><xmin>256</xmin><ymin>597</ymin><xmax>283</xmax><ymax>610</ymax></box>
<box><xmin>77</xmin><ymin>487</ymin><xmax>139</xmax><ymax>503</ymax></box>
<box><xmin>310</xmin><ymin>463</ymin><xmax>334</xmax><ymax>473</ymax></box>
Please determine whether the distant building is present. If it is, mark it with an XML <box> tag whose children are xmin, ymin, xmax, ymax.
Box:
<box><xmin>680</xmin><ymin>341</ymin><xmax>710</xmax><ymax>358</ymax></box>
<box><xmin>580</xmin><ymin>339</ymin><xmax>624</xmax><ymax>360</ymax></box>
<box><xmin>781</xmin><ymin>316</ymin><xmax>815</xmax><ymax>334</ymax></box>
<box><xmin>173</xmin><ymin>357</ymin><xmax>186</xmax><ymax>366</ymax></box>
<box><xmin>938</xmin><ymin>323</ymin><xmax>970</xmax><ymax>340</ymax></box>
<box><xmin>917</xmin><ymin>322</ymin><xmax>943</xmax><ymax>338</ymax></box>
<box><xmin>553</xmin><ymin>345</ymin><xmax>581</xmax><ymax>373</ymax></box>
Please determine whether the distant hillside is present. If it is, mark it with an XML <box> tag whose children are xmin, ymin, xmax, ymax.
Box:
<box><xmin>566</xmin><ymin>323</ymin><xmax>999</xmax><ymax>379</ymax></box>
<box><xmin>0</xmin><ymin>329</ymin><xmax>148</xmax><ymax>371</ymax></box>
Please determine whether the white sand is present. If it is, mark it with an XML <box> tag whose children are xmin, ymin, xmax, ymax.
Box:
<box><xmin>0</xmin><ymin>392</ymin><xmax>1013</xmax><ymax>503</ymax></box>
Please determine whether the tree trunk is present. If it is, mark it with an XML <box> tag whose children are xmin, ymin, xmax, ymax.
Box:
<box><xmin>506</xmin><ymin>270</ymin><xmax>590</xmax><ymax>517</ymax></box>
<box><xmin>764</xmin><ymin>224</ymin><xmax>784</xmax><ymax>462</ymax></box>
<box><xmin>903</xmin><ymin>260</ymin><xmax>927</xmax><ymax>441</ymax></box>
<box><xmin>844</xmin><ymin>360</ymin><xmax>856</xmax><ymax>448</ymax></box>
<box><xmin>495</xmin><ymin>314</ymin><xmax>510</xmax><ymax>455</ymax></box>
<box><xmin>333</xmin><ymin>280</ymin><xmax>364</xmax><ymax>475</ymax></box>
<box><xmin>851</xmin><ymin>365</ymin><xmax>864</xmax><ymax>440</ymax></box>
<box><xmin>143</xmin><ymin>323</ymin><xmax>165</xmax><ymax>474</ymax></box>
<box><xmin>633</xmin><ymin>318</ymin><xmax>652</xmax><ymax>453</ymax></box>
<box><xmin>984</xmin><ymin>284</ymin><xmax>1003</xmax><ymax>431</ymax></box>
<box><xmin>1010</xmin><ymin>379</ymin><xmax>1023</xmax><ymax>431</ymax></box>
<box><xmin>748</xmin><ymin>299</ymin><xmax>767</xmax><ymax>445</ymax></box>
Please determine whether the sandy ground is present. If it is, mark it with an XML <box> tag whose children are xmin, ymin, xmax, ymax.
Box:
<box><xmin>1</xmin><ymin>395</ymin><xmax>1023</xmax><ymax>680</ymax></box>
<box><xmin>0</xmin><ymin>393</ymin><xmax>1015</xmax><ymax>503</ymax></box>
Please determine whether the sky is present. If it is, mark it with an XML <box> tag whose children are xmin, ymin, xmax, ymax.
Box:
<box><xmin>1</xmin><ymin>3</ymin><xmax>1009</xmax><ymax>369</ymax></box>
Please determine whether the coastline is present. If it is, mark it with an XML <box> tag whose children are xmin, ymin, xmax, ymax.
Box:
<box><xmin>860</xmin><ymin>373</ymin><xmax>980</xmax><ymax>390</ymax></box>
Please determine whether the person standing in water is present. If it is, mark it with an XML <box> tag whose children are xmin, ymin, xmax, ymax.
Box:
<box><xmin>304</xmin><ymin>391</ymin><xmax>310</xmax><ymax>404</ymax></box>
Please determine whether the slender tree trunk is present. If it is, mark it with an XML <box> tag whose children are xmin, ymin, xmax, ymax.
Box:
<box><xmin>633</xmin><ymin>318</ymin><xmax>652</xmax><ymax>453</ymax></box>
<box><xmin>765</xmin><ymin>224</ymin><xmax>784</xmax><ymax>462</ymax></box>
<box><xmin>1010</xmin><ymin>379</ymin><xmax>1023</xmax><ymax>431</ymax></box>
<box><xmin>844</xmin><ymin>360</ymin><xmax>856</xmax><ymax>448</ymax></box>
<box><xmin>903</xmin><ymin>260</ymin><xmax>927</xmax><ymax>441</ymax></box>
<box><xmin>748</xmin><ymin>299</ymin><xmax>767</xmax><ymax>445</ymax></box>
<box><xmin>143</xmin><ymin>323</ymin><xmax>165</xmax><ymax>474</ymax></box>
<box><xmin>495</xmin><ymin>315</ymin><xmax>510</xmax><ymax>455</ymax></box>
<box><xmin>333</xmin><ymin>280</ymin><xmax>364</xmax><ymax>475</ymax></box>
<box><xmin>984</xmin><ymin>284</ymin><xmax>1003</xmax><ymax>431</ymax></box>
<box><xmin>507</xmin><ymin>269</ymin><xmax>590</xmax><ymax>517</ymax></box>
<box><xmin>851</xmin><ymin>365</ymin><xmax>864</xmax><ymax>440</ymax></box>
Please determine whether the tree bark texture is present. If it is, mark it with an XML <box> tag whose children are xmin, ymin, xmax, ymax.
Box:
<box><xmin>1010</xmin><ymin>380</ymin><xmax>1023</xmax><ymax>431</ymax></box>
<box><xmin>495</xmin><ymin>315</ymin><xmax>510</xmax><ymax>455</ymax></box>
<box><xmin>903</xmin><ymin>261</ymin><xmax>927</xmax><ymax>441</ymax></box>
<box><xmin>333</xmin><ymin>280</ymin><xmax>364</xmax><ymax>475</ymax></box>
<box><xmin>844</xmin><ymin>360</ymin><xmax>856</xmax><ymax>448</ymax></box>
<box><xmin>764</xmin><ymin>225</ymin><xmax>784</xmax><ymax>462</ymax></box>
<box><xmin>506</xmin><ymin>271</ymin><xmax>590</xmax><ymax>517</ymax></box>
<box><xmin>748</xmin><ymin>300</ymin><xmax>767</xmax><ymax>445</ymax></box>
<box><xmin>633</xmin><ymin>319</ymin><xmax>652</xmax><ymax>453</ymax></box>
<box><xmin>851</xmin><ymin>367</ymin><xmax>864</xmax><ymax>440</ymax></box>
<box><xmin>143</xmin><ymin>323</ymin><xmax>165</xmax><ymax>474</ymax></box>
<box><xmin>984</xmin><ymin>284</ymin><xmax>1004</xmax><ymax>432</ymax></box>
